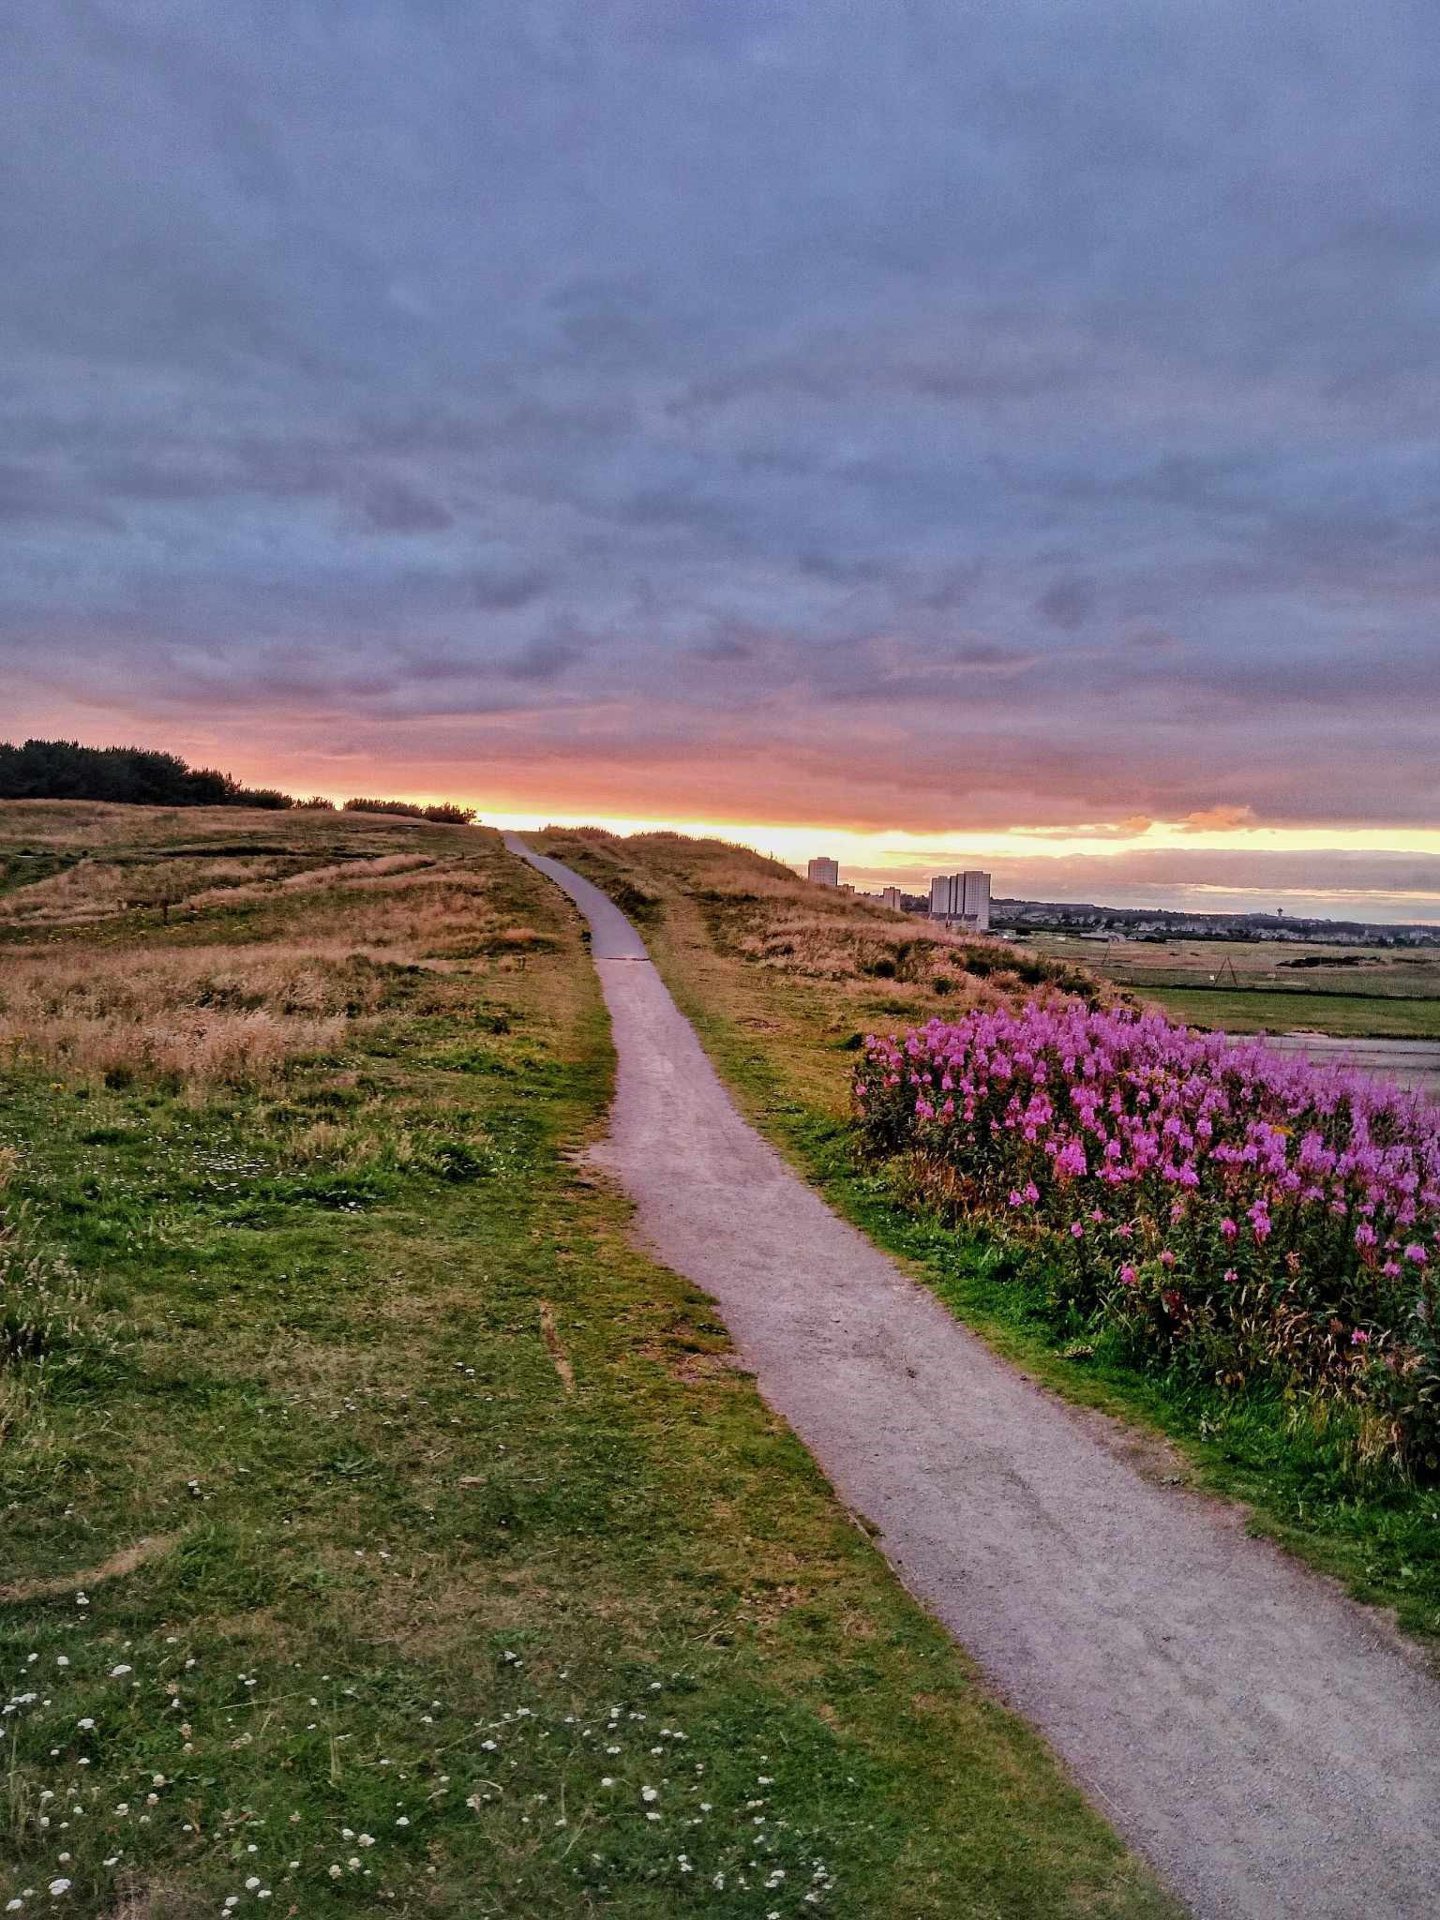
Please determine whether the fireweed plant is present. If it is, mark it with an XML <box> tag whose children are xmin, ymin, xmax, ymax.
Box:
<box><xmin>856</xmin><ymin>1005</ymin><xmax>1440</xmax><ymax>1477</ymax></box>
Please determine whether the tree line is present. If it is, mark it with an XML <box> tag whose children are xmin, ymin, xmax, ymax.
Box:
<box><xmin>0</xmin><ymin>738</ymin><xmax>476</xmax><ymax>823</ymax></box>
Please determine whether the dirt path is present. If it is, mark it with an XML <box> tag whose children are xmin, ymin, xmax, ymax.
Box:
<box><xmin>507</xmin><ymin>836</ymin><xmax>1440</xmax><ymax>1920</ymax></box>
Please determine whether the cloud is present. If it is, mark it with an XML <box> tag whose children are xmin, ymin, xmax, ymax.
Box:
<box><xmin>503</xmin><ymin>636</ymin><xmax>584</xmax><ymax>683</ymax></box>
<box><xmin>357</xmin><ymin>479</ymin><xmax>455</xmax><ymax>535</ymax></box>
<box><xmin>0</xmin><ymin>0</ymin><xmax>1437</xmax><ymax>892</ymax></box>
<box><xmin>466</xmin><ymin>569</ymin><xmax>548</xmax><ymax>612</ymax></box>
<box><xmin>1180</xmin><ymin>805</ymin><xmax>1259</xmax><ymax>833</ymax></box>
<box><xmin>1035</xmin><ymin>577</ymin><xmax>1097</xmax><ymax>631</ymax></box>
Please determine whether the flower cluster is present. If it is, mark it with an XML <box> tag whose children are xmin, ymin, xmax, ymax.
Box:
<box><xmin>856</xmin><ymin>1004</ymin><xmax>1440</xmax><ymax>1473</ymax></box>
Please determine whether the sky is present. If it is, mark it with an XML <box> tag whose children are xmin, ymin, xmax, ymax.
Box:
<box><xmin>3</xmin><ymin>2</ymin><xmax>1439</xmax><ymax>917</ymax></box>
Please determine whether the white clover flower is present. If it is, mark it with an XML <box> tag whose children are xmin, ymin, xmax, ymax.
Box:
<box><xmin>110</xmin><ymin>1666</ymin><xmax>131</xmax><ymax>1678</ymax></box>
<box><xmin>641</xmin><ymin>1786</ymin><xmax>658</xmax><ymax>1803</ymax></box>
<box><xmin>47</xmin><ymin>1883</ymin><xmax>72</xmax><ymax>1899</ymax></box>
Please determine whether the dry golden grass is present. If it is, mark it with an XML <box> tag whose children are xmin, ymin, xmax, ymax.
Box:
<box><xmin>0</xmin><ymin>855</ymin><xmax>296</xmax><ymax>925</ymax></box>
<box><xmin>535</xmin><ymin>827</ymin><xmax>1097</xmax><ymax>1013</ymax></box>
<box><xmin>0</xmin><ymin>802</ymin><xmax>517</xmax><ymax>1086</ymax></box>
<box><xmin>187</xmin><ymin>851</ymin><xmax>438</xmax><ymax>912</ymax></box>
<box><xmin>0</xmin><ymin>800</ymin><xmax>471</xmax><ymax>925</ymax></box>
<box><xmin>0</xmin><ymin>798</ymin><xmax>431</xmax><ymax>851</ymax></box>
<box><xmin>0</xmin><ymin>945</ymin><xmax>357</xmax><ymax>1084</ymax></box>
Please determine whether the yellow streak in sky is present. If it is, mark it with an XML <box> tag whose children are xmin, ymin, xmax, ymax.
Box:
<box><xmin>478</xmin><ymin>808</ymin><xmax>1440</xmax><ymax>874</ymax></box>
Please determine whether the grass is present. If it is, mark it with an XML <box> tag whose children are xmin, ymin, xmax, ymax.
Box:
<box><xmin>534</xmin><ymin>829</ymin><xmax>1440</xmax><ymax>1647</ymax></box>
<box><xmin>1137</xmin><ymin>984</ymin><xmax>1440</xmax><ymax>1039</ymax></box>
<box><xmin>1024</xmin><ymin>932</ymin><xmax>1440</xmax><ymax>1038</ymax></box>
<box><xmin>0</xmin><ymin>803</ymin><xmax>1175</xmax><ymax>1918</ymax></box>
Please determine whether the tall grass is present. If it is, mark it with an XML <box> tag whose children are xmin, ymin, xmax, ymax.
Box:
<box><xmin>0</xmin><ymin>834</ymin><xmax>511</xmax><ymax>1087</ymax></box>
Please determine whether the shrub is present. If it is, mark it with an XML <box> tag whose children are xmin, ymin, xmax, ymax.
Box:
<box><xmin>0</xmin><ymin>739</ymin><xmax>294</xmax><ymax>809</ymax></box>
<box><xmin>856</xmin><ymin>1003</ymin><xmax>1440</xmax><ymax>1475</ymax></box>
<box><xmin>342</xmin><ymin>798</ymin><xmax>476</xmax><ymax>823</ymax></box>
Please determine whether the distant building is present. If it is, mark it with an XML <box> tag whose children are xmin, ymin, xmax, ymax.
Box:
<box><xmin>807</xmin><ymin>856</ymin><xmax>840</xmax><ymax>887</ymax></box>
<box><xmin>881</xmin><ymin>886</ymin><xmax>904</xmax><ymax>911</ymax></box>
<box><xmin>929</xmin><ymin>870</ymin><xmax>991</xmax><ymax>933</ymax></box>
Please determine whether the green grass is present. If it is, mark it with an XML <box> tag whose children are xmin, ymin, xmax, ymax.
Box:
<box><xmin>0</xmin><ymin>811</ymin><xmax>1174</xmax><ymax>1918</ymax></box>
<box><xmin>1139</xmin><ymin>984</ymin><xmax>1440</xmax><ymax>1039</ymax></box>
<box><xmin>549</xmin><ymin>836</ymin><xmax>1440</xmax><ymax>1648</ymax></box>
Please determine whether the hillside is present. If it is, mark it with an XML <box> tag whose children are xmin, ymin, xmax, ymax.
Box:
<box><xmin>533</xmin><ymin>829</ymin><xmax>1100</xmax><ymax>1115</ymax></box>
<box><xmin>0</xmin><ymin>802</ymin><xmax>1169</xmax><ymax>1918</ymax></box>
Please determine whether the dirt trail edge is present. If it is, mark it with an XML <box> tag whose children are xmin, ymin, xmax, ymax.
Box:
<box><xmin>506</xmin><ymin>835</ymin><xmax>1440</xmax><ymax>1920</ymax></box>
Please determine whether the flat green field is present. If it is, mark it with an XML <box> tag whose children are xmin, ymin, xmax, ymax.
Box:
<box><xmin>0</xmin><ymin>803</ymin><xmax>1171</xmax><ymax>1919</ymax></box>
<box><xmin>1139</xmin><ymin>984</ymin><xmax>1440</xmax><ymax>1038</ymax></box>
<box><xmin>1025</xmin><ymin>934</ymin><xmax>1440</xmax><ymax>1038</ymax></box>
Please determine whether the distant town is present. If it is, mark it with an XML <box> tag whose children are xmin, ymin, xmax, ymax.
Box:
<box><xmin>804</xmin><ymin>858</ymin><xmax>1440</xmax><ymax>948</ymax></box>
<box><xmin>807</xmin><ymin>855</ymin><xmax>992</xmax><ymax>931</ymax></box>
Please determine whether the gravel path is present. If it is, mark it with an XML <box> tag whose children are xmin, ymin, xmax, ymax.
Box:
<box><xmin>508</xmin><ymin>837</ymin><xmax>1440</xmax><ymax>1920</ymax></box>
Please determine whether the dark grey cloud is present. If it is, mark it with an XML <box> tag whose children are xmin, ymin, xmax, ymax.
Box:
<box><xmin>1</xmin><ymin>0</ymin><xmax>1437</xmax><ymax>876</ymax></box>
<box><xmin>1036</xmin><ymin>577</ymin><xmax>1097</xmax><ymax>632</ymax></box>
<box><xmin>356</xmin><ymin>478</ymin><xmax>455</xmax><ymax>535</ymax></box>
<box><xmin>503</xmin><ymin>635</ymin><xmax>585</xmax><ymax>683</ymax></box>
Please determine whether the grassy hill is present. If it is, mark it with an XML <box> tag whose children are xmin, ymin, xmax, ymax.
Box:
<box><xmin>0</xmin><ymin>803</ymin><xmax>1172</xmax><ymax>1918</ymax></box>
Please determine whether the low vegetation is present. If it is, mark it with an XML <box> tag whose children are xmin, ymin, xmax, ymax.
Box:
<box><xmin>1135</xmin><ymin>985</ymin><xmax>1440</xmax><ymax>1042</ymax></box>
<box><xmin>858</xmin><ymin>1004</ymin><xmax>1440</xmax><ymax>1476</ymax></box>
<box><xmin>536</xmin><ymin>829</ymin><xmax>1440</xmax><ymax>1641</ymax></box>
<box><xmin>0</xmin><ymin>803</ymin><xmax>1172</xmax><ymax>1917</ymax></box>
<box><xmin>1029</xmin><ymin>933</ymin><xmax>1440</xmax><ymax>1041</ymax></box>
<box><xmin>537</xmin><ymin>829</ymin><xmax>1098</xmax><ymax>1007</ymax></box>
<box><xmin>0</xmin><ymin>739</ymin><xmax>475</xmax><ymax>825</ymax></box>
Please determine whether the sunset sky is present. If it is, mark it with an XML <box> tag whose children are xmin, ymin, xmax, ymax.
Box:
<box><xmin>4</xmin><ymin>3</ymin><xmax>1438</xmax><ymax>916</ymax></box>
